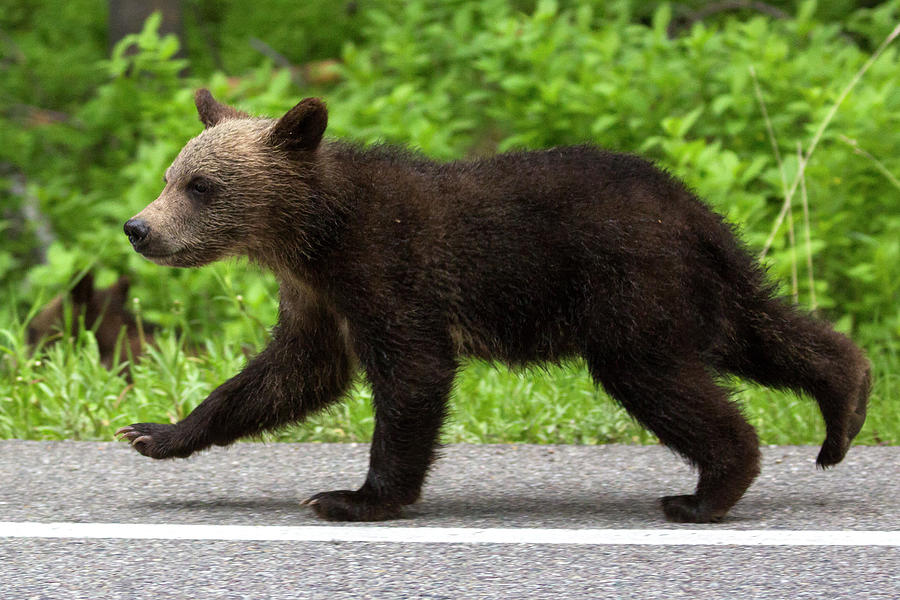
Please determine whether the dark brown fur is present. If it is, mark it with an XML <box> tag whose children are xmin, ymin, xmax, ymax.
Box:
<box><xmin>28</xmin><ymin>272</ymin><xmax>153</xmax><ymax>374</ymax></box>
<box><xmin>118</xmin><ymin>90</ymin><xmax>871</xmax><ymax>523</ymax></box>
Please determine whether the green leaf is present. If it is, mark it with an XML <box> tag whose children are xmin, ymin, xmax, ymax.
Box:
<box><xmin>652</xmin><ymin>3</ymin><xmax>672</xmax><ymax>41</ymax></box>
<box><xmin>661</xmin><ymin>106</ymin><xmax>704</xmax><ymax>138</ymax></box>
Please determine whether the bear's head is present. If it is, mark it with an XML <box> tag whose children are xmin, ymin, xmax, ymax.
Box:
<box><xmin>124</xmin><ymin>89</ymin><xmax>328</xmax><ymax>268</ymax></box>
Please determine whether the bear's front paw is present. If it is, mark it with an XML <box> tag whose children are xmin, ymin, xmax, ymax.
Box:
<box><xmin>661</xmin><ymin>494</ymin><xmax>725</xmax><ymax>523</ymax></box>
<box><xmin>301</xmin><ymin>489</ymin><xmax>402</xmax><ymax>522</ymax></box>
<box><xmin>115</xmin><ymin>423</ymin><xmax>193</xmax><ymax>459</ymax></box>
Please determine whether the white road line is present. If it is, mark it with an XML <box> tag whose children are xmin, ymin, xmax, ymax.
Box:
<box><xmin>0</xmin><ymin>522</ymin><xmax>898</xmax><ymax>546</ymax></box>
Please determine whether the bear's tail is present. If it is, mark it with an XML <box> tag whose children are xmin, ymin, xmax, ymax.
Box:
<box><xmin>723</xmin><ymin>293</ymin><xmax>871</xmax><ymax>467</ymax></box>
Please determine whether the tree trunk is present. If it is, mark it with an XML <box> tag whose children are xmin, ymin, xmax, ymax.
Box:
<box><xmin>108</xmin><ymin>0</ymin><xmax>184</xmax><ymax>55</ymax></box>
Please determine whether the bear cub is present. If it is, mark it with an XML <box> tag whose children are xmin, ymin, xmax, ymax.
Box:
<box><xmin>118</xmin><ymin>90</ymin><xmax>871</xmax><ymax>523</ymax></box>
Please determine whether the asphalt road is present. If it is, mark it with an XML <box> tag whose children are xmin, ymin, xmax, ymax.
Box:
<box><xmin>2</xmin><ymin>440</ymin><xmax>898</xmax><ymax>599</ymax></box>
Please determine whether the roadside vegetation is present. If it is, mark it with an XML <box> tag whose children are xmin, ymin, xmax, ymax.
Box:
<box><xmin>1</xmin><ymin>1</ymin><xmax>898</xmax><ymax>445</ymax></box>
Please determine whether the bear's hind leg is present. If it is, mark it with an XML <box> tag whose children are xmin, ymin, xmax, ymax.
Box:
<box><xmin>588</xmin><ymin>356</ymin><xmax>760</xmax><ymax>523</ymax></box>
<box><xmin>725</xmin><ymin>298</ymin><xmax>871</xmax><ymax>468</ymax></box>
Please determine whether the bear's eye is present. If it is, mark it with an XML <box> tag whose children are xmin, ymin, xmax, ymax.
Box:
<box><xmin>188</xmin><ymin>177</ymin><xmax>213</xmax><ymax>199</ymax></box>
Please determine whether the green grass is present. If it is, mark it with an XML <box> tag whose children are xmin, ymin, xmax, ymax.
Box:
<box><xmin>1</xmin><ymin>313</ymin><xmax>896</xmax><ymax>446</ymax></box>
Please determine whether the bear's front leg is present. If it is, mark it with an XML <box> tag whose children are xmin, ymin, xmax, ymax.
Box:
<box><xmin>305</xmin><ymin>339</ymin><xmax>457</xmax><ymax>521</ymax></box>
<box><xmin>117</xmin><ymin>302</ymin><xmax>353</xmax><ymax>459</ymax></box>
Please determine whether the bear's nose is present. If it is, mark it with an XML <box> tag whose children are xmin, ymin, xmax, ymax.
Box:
<box><xmin>124</xmin><ymin>218</ymin><xmax>150</xmax><ymax>249</ymax></box>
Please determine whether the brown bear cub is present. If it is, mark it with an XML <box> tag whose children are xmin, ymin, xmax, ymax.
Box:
<box><xmin>118</xmin><ymin>90</ymin><xmax>871</xmax><ymax>523</ymax></box>
<box><xmin>29</xmin><ymin>272</ymin><xmax>152</xmax><ymax>374</ymax></box>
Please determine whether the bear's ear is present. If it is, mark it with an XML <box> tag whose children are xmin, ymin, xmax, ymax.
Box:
<box><xmin>71</xmin><ymin>272</ymin><xmax>95</xmax><ymax>305</ymax></box>
<box><xmin>194</xmin><ymin>89</ymin><xmax>249</xmax><ymax>129</ymax></box>
<box><xmin>268</xmin><ymin>98</ymin><xmax>328</xmax><ymax>152</ymax></box>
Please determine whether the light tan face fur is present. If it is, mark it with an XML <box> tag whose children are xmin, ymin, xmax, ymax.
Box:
<box><xmin>128</xmin><ymin>118</ymin><xmax>279</xmax><ymax>268</ymax></box>
<box><xmin>127</xmin><ymin>90</ymin><xmax>327</xmax><ymax>269</ymax></box>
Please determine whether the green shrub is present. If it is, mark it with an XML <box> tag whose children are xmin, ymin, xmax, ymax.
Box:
<box><xmin>331</xmin><ymin>0</ymin><xmax>900</xmax><ymax>338</ymax></box>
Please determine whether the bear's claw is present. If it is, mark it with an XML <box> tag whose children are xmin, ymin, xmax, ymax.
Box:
<box><xmin>114</xmin><ymin>425</ymin><xmax>135</xmax><ymax>439</ymax></box>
